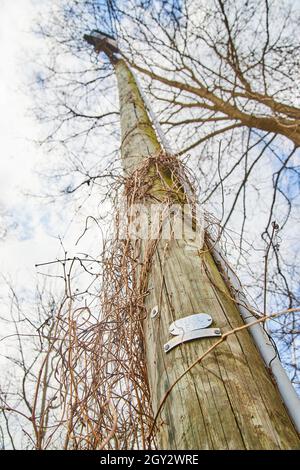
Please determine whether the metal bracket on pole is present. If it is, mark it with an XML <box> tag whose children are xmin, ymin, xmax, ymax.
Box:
<box><xmin>164</xmin><ymin>313</ymin><xmax>221</xmax><ymax>353</ymax></box>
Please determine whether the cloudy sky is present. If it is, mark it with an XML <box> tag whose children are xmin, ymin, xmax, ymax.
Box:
<box><xmin>0</xmin><ymin>0</ymin><xmax>90</xmax><ymax>296</ymax></box>
<box><xmin>0</xmin><ymin>0</ymin><xmax>299</xmax><ymax>322</ymax></box>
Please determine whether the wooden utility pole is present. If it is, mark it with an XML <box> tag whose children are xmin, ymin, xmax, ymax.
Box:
<box><xmin>84</xmin><ymin>32</ymin><xmax>300</xmax><ymax>450</ymax></box>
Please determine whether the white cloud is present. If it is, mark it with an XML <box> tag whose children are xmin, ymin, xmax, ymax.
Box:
<box><xmin>0</xmin><ymin>0</ymin><xmax>86</xmax><ymax>290</ymax></box>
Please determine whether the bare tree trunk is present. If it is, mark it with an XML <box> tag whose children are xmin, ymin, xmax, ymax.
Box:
<box><xmin>114</xmin><ymin>58</ymin><xmax>300</xmax><ymax>449</ymax></box>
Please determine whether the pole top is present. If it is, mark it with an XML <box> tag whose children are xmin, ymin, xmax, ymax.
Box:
<box><xmin>83</xmin><ymin>30</ymin><xmax>120</xmax><ymax>60</ymax></box>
